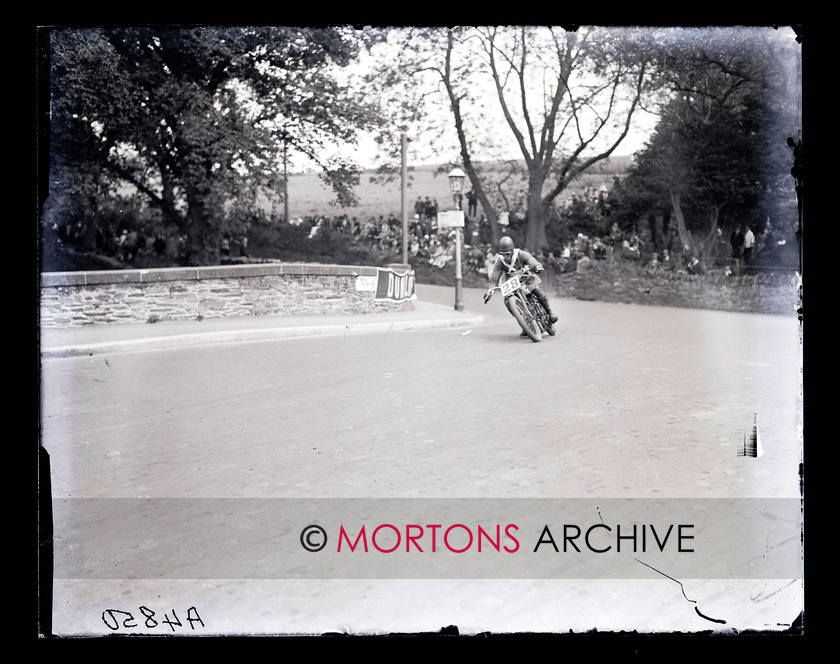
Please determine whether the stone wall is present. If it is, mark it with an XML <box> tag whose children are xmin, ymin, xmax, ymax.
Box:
<box><xmin>551</xmin><ymin>260</ymin><xmax>801</xmax><ymax>317</ymax></box>
<box><xmin>39</xmin><ymin>263</ymin><xmax>415</xmax><ymax>328</ymax></box>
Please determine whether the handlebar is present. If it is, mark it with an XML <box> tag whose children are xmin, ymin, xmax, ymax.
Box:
<box><xmin>484</xmin><ymin>264</ymin><xmax>542</xmax><ymax>303</ymax></box>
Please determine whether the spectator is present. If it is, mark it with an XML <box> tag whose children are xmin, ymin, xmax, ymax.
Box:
<box><xmin>743</xmin><ymin>224</ymin><xmax>756</xmax><ymax>266</ymax></box>
<box><xmin>546</xmin><ymin>251</ymin><xmax>562</xmax><ymax>283</ymax></box>
<box><xmin>153</xmin><ymin>233</ymin><xmax>167</xmax><ymax>256</ymax></box>
<box><xmin>117</xmin><ymin>229</ymin><xmax>128</xmax><ymax>259</ymax></box>
<box><xmin>308</xmin><ymin>218</ymin><xmax>322</xmax><ymax>239</ymax></box>
<box><xmin>423</xmin><ymin>197</ymin><xmax>433</xmax><ymax>221</ymax></box>
<box><xmin>608</xmin><ymin>221</ymin><xmax>622</xmax><ymax>246</ymax></box>
<box><xmin>122</xmin><ymin>230</ymin><xmax>139</xmax><ymax>262</ymax></box>
<box><xmin>466</xmin><ymin>189</ymin><xmax>478</xmax><ymax>217</ymax></box>
<box><xmin>730</xmin><ymin>224</ymin><xmax>745</xmax><ymax>275</ymax></box>
<box><xmin>621</xmin><ymin>234</ymin><xmax>642</xmax><ymax>261</ymax></box>
<box><xmin>686</xmin><ymin>255</ymin><xmax>705</xmax><ymax>275</ymax></box>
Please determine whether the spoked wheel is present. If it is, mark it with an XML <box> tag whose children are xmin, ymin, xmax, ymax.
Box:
<box><xmin>507</xmin><ymin>295</ymin><xmax>542</xmax><ymax>342</ymax></box>
<box><xmin>542</xmin><ymin>316</ymin><xmax>556</xmax><ymax>336</ymax></box>
<box><xmin>528</xmin><ymin>295</ymin><xmax>556</xmax><ymax>336</ymax></box>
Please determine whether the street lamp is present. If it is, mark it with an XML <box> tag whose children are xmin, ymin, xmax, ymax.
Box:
<box><xmin>448</xmin><ymin>168</ymin><xmax>467</xmax><ymax>311</ymax></box>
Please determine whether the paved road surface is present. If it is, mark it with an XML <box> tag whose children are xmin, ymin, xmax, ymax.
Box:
<box><xmin>39</xmin><ymin>285</ymin><xmax>803</xmax><ymax>636</ymax></box>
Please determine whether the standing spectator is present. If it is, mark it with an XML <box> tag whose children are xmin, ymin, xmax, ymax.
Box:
<box><xmin>730</xmin><ymin>224</ymin><xmax>745</xmax><ymax>275</ymax></box>
<box><xmin>220</xmin><ymin>235</ymin><xmax>231</xmax><ymax>262</ymax></box>
<box><xmin>466</xmin><ymin>189</ymin><xmax>478</xmax><ymax>217</ymax></box>
<box><xmin>758</xmin><ymin>221</ymin><xmax>776</xmax><ymax>259</ymax></box>
<box><xmin>483</xmin><ymin>248</ymin><xmax>497</xmax><ymax>277</ymax></box>
<box><xmin>423</xmin><ymin>197</ymin><xmax>433</xmax><ymax>221</ymax></box>
<box><xmin>743</xmin><ymin>224</ymin><xmax>756</xmax><ymax>267</ymax></box>
<box><xmin>117</xmin><ymin>229</ymin><xmax>128</xmax><ymax>259</ymax></box>
<box><xmin>176</xmin><ymin>235</ymin><xmax>189</xmax><ymax>265</ymax></box>
<box><xmin>478</xmin><ymin>218</ymin><xmax>491</xmax><ymax>244</ymax></box>
<box><xmin>123</xmin><ymin>230</ymin><xmax>139</xmax><ymax>262</ymax></box>
<box><xmin>153</xmin><ymin>233</ymin><xmax>167</xmax><ymax>256</ymax></box>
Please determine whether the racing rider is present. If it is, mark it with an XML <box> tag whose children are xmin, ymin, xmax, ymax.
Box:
<box><xmin>486</xmin><ymin>235</ymin><xmax>559</xmax><ymax>325</ymax></box>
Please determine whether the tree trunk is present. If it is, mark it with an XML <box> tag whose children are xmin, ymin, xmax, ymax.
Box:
<box><xmin>700</xmin><ymin>206</ymin><xmax>722</xmax><ymax>261</ymax></box>
<box><xmin>669</xmin><ymin>189</ymin><xmax>693</xmax><ymax>254</ymax></box>
<box><xmin>185</xmin><ymin>194</ymin><xmax>218</xmax><ymax>266</ymax></box>
<box><xmin>524</xmin><ymin>175</ymin><xmax>549</xmax><ymax>253</ymax></box>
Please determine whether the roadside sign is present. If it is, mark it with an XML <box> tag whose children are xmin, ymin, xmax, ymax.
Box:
<box><xmin>437</xmin><ymin>210</ymin><xmax>465</xmax><ymax>228</ymax></box>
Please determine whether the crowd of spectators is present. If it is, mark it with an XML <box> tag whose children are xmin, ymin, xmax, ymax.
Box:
<box><xmin>48</xmin><ymin>195</ymin><xmax>793</xmax><ymax>280</ymax></box>
<box><xmin>290</xmin><ymin>205</ymin><xmax>497</xmax><ymax>273</ymax></box>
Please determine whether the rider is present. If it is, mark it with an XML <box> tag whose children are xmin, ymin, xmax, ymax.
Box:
<box><xmin>486</xmin><ymin>235</ymin><xmax>558</xmax><ymax>324</ymax></box>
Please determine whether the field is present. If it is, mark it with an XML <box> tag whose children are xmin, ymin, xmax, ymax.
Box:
<box><xmin>279</xmin><ymin>159</ymin><xmax>631</xmax><ymax>222</ymax></box>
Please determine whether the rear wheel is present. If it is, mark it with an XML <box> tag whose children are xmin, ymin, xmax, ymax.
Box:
<box><xmin>530</xmin><ymin>296</ymin><xmax>556</xmax><ymax>336</ymax></box>
<box><xmin>507</xmin><ymin>295</ymin><xmax>541</xmax><ymax>342</ymax></box>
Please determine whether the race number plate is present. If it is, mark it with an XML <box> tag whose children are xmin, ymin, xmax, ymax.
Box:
<box><xmin>500</xmin><ymin>276</ymin><xmax>520</xmax><ymax>298</ymax></box>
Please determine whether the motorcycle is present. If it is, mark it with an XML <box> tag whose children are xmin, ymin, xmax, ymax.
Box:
<box><xmin>483</xmin><ymin>266</ymin><xmax>556</xmax><ymax>342</ymax></box>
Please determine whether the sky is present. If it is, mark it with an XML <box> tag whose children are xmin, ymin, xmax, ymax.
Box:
<box><xmin>304</xmin><ymin>25</ymin><xmax>670</xmax><ymax>173</ymax></box>
<box><xmin>289</xmin><ymin>25</ymin><xmax>800</xmax><ymax>174</ymax></box>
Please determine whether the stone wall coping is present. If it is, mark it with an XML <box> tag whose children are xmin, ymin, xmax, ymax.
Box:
<box><xmin>40</xmin><ymin>262</ymin><xmax>380</xmax><ymax>287</ymax></box>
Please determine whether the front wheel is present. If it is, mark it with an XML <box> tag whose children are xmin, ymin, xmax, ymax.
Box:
<box><xmin>507</xmin><ymin>294</ymin><xmax>542</xmax><ymax>342</ymax></box>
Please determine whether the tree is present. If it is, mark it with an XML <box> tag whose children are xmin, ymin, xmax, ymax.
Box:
<box><xmin>43</xmin><ymin>26</ymin><xmax>386</xmax><ymax>266</ymax></box>
<box><xmin>617</xmin><ymin>27</ymin><xmax>801</xmax><ymax>262</ymax></box>
<box><xmin>379</xmin><ymin>26</ymin><xmax>651</xmax><ymax>252</ymax></box>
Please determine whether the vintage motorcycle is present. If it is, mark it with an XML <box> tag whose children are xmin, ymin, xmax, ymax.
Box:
<box><xmin>483</xmin><ymin>266</ymin><xmax>556</xmax><ymax>342</ymax></box>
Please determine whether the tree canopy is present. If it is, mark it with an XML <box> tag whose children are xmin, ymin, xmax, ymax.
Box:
<box><xmin>613</xmin><ymin>27</ymin><xmax>801</xmax><ymax>260</ymax></box>
<box><xmin>40</xmin><ymin>25</ymin><xmax>801</xmax><ymax>270</ymax></box>
<box><xmin>43</xmin><ymin>26</ymin><xmax>386</xmax><ymax>265</ymax></box>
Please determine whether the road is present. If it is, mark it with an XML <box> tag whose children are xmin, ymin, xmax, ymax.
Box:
<box><xmin>40</xmin><ymin>285</ymin><xmax>804</xmax><ymax>636</ymax></box>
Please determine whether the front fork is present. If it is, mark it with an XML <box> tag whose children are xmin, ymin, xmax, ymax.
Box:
<box><xmin>507</xmin><ymin>290</ymin><xmax>539</xmax><ymax>326</ymax></box>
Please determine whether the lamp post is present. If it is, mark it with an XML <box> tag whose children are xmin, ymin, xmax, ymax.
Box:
<box><xmin>448</xmin><ymin>167</ymin><xmax>466</xmax><ymax>311</ymax></box>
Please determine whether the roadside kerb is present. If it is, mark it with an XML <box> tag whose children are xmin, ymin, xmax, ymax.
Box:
<box><xmin>40</xmin><ymin>311</ymin><xmax>486</xmax><ymax>359</ymax></box>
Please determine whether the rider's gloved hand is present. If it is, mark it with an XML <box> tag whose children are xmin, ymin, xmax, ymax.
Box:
<box><xmin>534</xmin><ymin>262</ymin><xmax>544</xmax><ymax>272</ymax></box>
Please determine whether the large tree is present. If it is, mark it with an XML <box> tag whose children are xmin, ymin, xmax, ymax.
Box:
<box><xmin>378</xmin><ymin>26</ymin><xmax>652</xmax><ymax>252</ymax></box>
<box><xmin>43</xmin><ymin>26</ymin><xmax>385</xmax><ymax>265</ymax></box>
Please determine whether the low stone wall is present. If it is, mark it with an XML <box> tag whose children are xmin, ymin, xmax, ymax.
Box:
<box><xmin>551</xmin><ymin>260</ymin><xmax>801</xmax><ymax>317</ymax></box>
<box><xmin>39</xmin><ymin>262</ymin><xmax>415</xmax><ymax>328</ymax></box>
